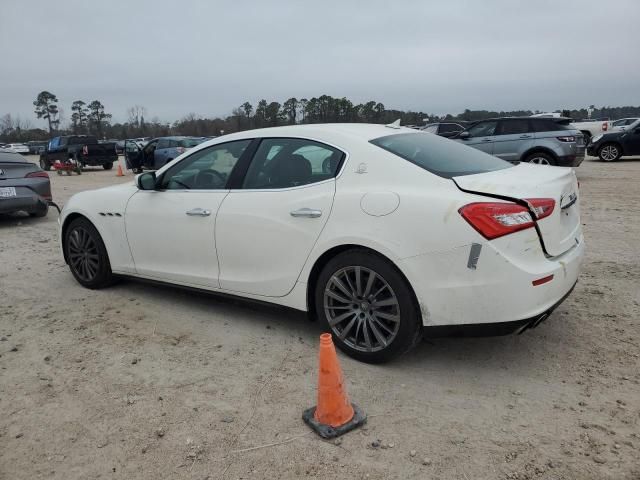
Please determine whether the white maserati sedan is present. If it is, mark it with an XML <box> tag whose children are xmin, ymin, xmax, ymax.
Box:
<box><xmin>59</xmin><ymin>123</ymin><xmax>584</xmax><ymax>363</ymax></box>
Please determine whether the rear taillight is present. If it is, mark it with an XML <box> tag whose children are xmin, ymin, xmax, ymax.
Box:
<box><xmin>458</xmin><ymin>198</ymin><xmax>555</xmax><ymax>240</ymax></box>
<box><xmin>556</xmin><ymin>136</ymin><xmax>576</xmax><ymax>143</ymax></box>
<box><xmin>25</xmin><ymin>171</ymin><xmax>49</xmax><ymax>179</ymax></box>
<box><xmin>602</xmin><ymin>122</ymin><xmax>608</xmax><ymax>131</ymax></box>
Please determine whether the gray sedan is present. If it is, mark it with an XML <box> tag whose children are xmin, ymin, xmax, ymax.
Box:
<box><xmin>0</xmin><ymin>151</ymin><xmax>51</xmax><ymax>217</ymax></box>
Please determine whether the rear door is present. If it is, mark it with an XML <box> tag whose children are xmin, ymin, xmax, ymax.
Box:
<box><xmin>453</xmin><ymin>163</ymin><xmax>581</xmax><ymax>256</ymax></box>
<box><xmin>492</xmin><ymin>119</ymin><xmax>534</xmax><ymax>162</ymax></box>
<box><xmin>458</xmin><ymin>121</ymin><xmax>498</xmax><ymax>155</ymax></box>
<box><xmin>216</xmin><ymin>137</ymin><xmax>344</xmax><ymax>297</ymax></box>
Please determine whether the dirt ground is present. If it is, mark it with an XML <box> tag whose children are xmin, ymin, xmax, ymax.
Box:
<box><xmin>1</xmin><ymin>155</ymin><xmax>639</xmax><ymax>480</ymax></box>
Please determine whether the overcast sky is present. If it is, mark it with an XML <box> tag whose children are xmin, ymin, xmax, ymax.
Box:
<box><xmin>1</xmin><ymin>0</ymin><xmax>639</xmax><ymax>126</ymax></box>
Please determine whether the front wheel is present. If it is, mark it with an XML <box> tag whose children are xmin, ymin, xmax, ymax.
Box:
<box><xmin>40</xmin><ymin>158</ymin><xmax>51</xmax><ymax>171</ymax></box>
<box><xmin>598</xmin><ymin>143</ymin><xmax>621</xmax><ymax>162</ymax></box>
<box><xmin>314</xmin><ymin>249</ymin><xmax>422</xmax><ymax>363</ymax></box>
<box><xmin>64</xmin><ymin>217</ymin><xmax>114</xmax><ymax>289</ymax></box>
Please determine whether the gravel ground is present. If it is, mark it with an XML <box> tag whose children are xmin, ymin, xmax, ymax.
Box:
<box><xmin>1</xmin><ymin>156</ymin><xmax>639</xmax><ymax>480</ymax></box>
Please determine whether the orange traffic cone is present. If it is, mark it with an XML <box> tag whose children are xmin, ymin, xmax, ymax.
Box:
<box><xmin>302</xmin><ymin>333</ymin><xmax>366</xmax><ymax>438</ymax></box>
<box><xmin>116</xmin><ymin>161</ymin><xmax>124</xmax><ymax>177</ymax></box>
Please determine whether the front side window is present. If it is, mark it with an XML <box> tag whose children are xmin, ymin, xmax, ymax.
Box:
<box><xmin>466</xmin><ymin>121</ymin><xmax>498</xmax><ymax>137</ymax></box>
<box><xmin>499</xmin><ymin>119</ymin><xmax>530</xmax><ymax>135</ymax></box>
<box><xmin>242</xmin><ymin>138</ymin><xmax>344</xmax><ymax>189</ymax></box>
<box><xmin>370</xmin><ymin>132</ymin><xmax>512</xmax><ymax>179</ymax></box>
<box><xmin>159</xmin><ymin>140</ymin><xmax>250</xmax><ymax>190</ymax></box>
<box><xmin>157</xmin><ymin>139</ymin><xmax>170</xmax><ymax>149</ymax></box>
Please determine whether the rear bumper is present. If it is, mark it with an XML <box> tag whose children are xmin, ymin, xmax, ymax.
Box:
<box><xmin>557</xmin><ymin>152</ymin><xmax>585</xmax><ymax>167</ymax></box>
<box><xmin>0</xmin><ymin>194</ymin><xmax>48</xmax><ymax>214</ymax></box>
<box><xmin>80</xmin><ymin>155</ymin><xmax>117</xmax><ymax>166</ymax></box>
<box><xmin>398</xmin><ymin>232</ymin><xmax>585</xmax><ymax>327</ymax></box>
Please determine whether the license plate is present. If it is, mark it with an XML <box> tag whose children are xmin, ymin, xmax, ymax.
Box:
<box><xmin>0</xmin><ymin>187</ymin><xmax>17</xmax><ymax>198</ymax></box>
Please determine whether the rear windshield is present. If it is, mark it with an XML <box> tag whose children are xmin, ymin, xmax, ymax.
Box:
<box><xmin>370</xmin><ymin>132</ymin><xmax>512</xmax><ymax>178</ymax></box>
<box><xmin>181</xmin><ymin>138</ymin><xmax>204</xmax><ymax>147</ymax></box>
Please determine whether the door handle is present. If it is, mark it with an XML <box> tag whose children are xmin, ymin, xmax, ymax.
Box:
<box><xmin>290</xmin><ymin>208</ymin><xmax>322</xmax><ymax>218</ymax></box>
<box><xmin>519</xmin><ymin>135</ymin><xmax>532</xmax><ymax>138</ymax></box>
<box><xmin>186</xmin><ymin>208</ymin><xmax>211</xmax><ymax>217</ymax></box>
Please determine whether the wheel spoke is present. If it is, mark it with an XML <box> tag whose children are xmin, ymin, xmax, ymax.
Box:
<box><xmin>325</xmin><ymin>289</ymin><xmax>351</xmax><ymax>304</ymax></box>
<box><xmin>368</xmin><ymin>316</ymin><xmax>388</xmax><ymax>347</ymax></box>
<box><xmin>330</xmin><ymin>275</ymin><xmax>354</xmax><ymax>300</ymax></box>
<box><xmin>362</xmin><ymin>320</ymin><xmax>373</xmax><ymax>351</ymax></box>
<box><xmin>363</xmin><ymin>270</ymin><xmax>377</xmax><ymax>297</ymax></box>
<box><xmin>354</xmin><ymin>266</ymin><xmax>363</xmax><ymax>296</ymax></box>
<box><xmin>329</xmin><ymin>310</ymin><xmax>356</xmax><ymax>327</ymax></box>
<box><xmin>374</xmin><ymin>311</ymin><xmax>400</xmax><ymax>323</ymax></box>
<box><xmin>372</xmin><ymin>297</ymin><xmax>397</xmax><ymax>308</ymax></box>
<box><xmin>371</xmin><ymin>316</ymin><xmax>394</xmax><ymax>336</ymax></box>
<box><xmin>338</xmin><ymin>316</ymin><xmax>357</xmax><ymax>340</ymax></box>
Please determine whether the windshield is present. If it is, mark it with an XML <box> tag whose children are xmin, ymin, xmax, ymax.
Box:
<box><xmin>370</xmin><ymin>132</ymin><xmax>512</xmax><ymax>179</ymax></box>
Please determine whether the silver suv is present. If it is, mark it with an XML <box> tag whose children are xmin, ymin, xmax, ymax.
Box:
<box><xmin>454</xmin><ymin>117</ymin><xmax>585</xmax><ymax>166</ymax></box>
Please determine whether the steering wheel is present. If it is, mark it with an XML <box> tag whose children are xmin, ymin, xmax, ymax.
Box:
<box><xmin>194</xmin><ymin>170</ymin><xmax>226</xmax><ymax>189</ymax></box>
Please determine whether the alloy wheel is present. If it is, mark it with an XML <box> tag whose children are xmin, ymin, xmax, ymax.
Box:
<box><xmin>600</xmin><ymin>145</ymin><xmax>618</xmax><ymax>161</ymax></box>
<box><xmin>323</xmin><ymin>266</ymin><xmax>401</xmax><ymax>352</ymax></box>
<box><xmin>67</xmin><ymin>227</ymin><xmax>100</xmax><ymax>282</ymax></box>
<box><xmin>529</xmin><ymin>156</ymin><xmax>551</xmax><ymax>165</ymax></box>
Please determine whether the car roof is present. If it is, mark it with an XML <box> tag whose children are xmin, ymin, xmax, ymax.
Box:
<box><xmin>223</xmin><ymin>123</ymin><xmax>420</xmax><ymax>142</ymax></box>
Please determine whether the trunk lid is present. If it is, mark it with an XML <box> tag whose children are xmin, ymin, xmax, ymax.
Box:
<box><xmin>0</xmin><ymin>160</ymin><xmax>39</xmax><ymax>180</ymax></box>
<box><xmin>453</xmin><ymin>163</ymin><xmax>581</xmax><ymax>256</ymax></box>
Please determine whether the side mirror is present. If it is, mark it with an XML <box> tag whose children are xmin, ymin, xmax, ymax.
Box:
<box><xmin>459</xmin><ymin>131</ymin><xmax>471</xmax><ymax>139</ymax></box>
<box><xmin>137</xmin><ymin>171</ymin><xmax>157</xmax><ymax>190</ymax></box>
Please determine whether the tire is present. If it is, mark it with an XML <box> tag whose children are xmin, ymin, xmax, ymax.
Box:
<box><xmin>103</xmin><ymin>162</ymin><xmax>113</xmax><ymax>170</ymax></box>
<box><xmin>523</xmin><ymin>152</ymin><xmax>556</xmax><ymax>166</ymax></box>
<box><xmin>40</xmin><ymin>158</ymin><xmax>51</xmax><ymax>171</ymax></box>
<box><xmin>29</xmin><ymin>204</ymin><xmax>48</xmax><ymax>218</ymax></box>
<box><xmin>581</xmin><ymin>131</ymin><xmax>591</xmax><ymax>144</ymax></box>
<box><xmin>598</xmin><ymin>143</ymin><xmax>622</xmax><ymax>162</ymax></box>
<box><xmin>314</xmin><ymin>249</ymin><xmax>422</xmax><ymax>363</ymax></box>
<box><xmin>63</xmin><ymin>217</ymin><xmax>114</xmax><ymax>289</ymax></box>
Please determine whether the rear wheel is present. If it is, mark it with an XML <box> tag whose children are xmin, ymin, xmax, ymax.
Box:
<box><xmin>598</xmin><ymin>143</ymin><xmax>622</xmax><ymax>162</ymax></box>
<box><xmin>64</xmin><ymin>217</ymin><xmax>114</xmax><ymax>289</ymax></box>
<box><xmin>103</xmin><ymin>162</ymin><xmax>113</xmax><ymax>170</ymax></box>
<box><xmin>314</xmin><ymin>249</ymin><xmax>422</xmax><ymax>363</ymax></box>
<box><xmin>40</xmin><ymin>158</ymin><xmax>51</xmax><ymax>171</ymax></box>
<box><xmin>524</xmin><ymin>152</ymin><xmax>556</xmax><ymax>166</ymax></box>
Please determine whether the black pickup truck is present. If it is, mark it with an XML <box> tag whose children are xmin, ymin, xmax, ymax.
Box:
<box><xmin>39</xmin><ymin>135</ymin><xmax>117</xmax><ymax>171</ymax></box>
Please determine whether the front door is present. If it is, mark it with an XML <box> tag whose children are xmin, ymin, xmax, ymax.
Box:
<box><xmin>216</xmin><ymin>137</ymin><xmax>344</xmax><ymax>297</ymax></box>
<box><xmin>460</xmin><ymin>120</ymin><xmax>498</xmax><ymax>155</ymax></box>
<box><xmin>625</xmin><ymin>126</ymin><xmax>640</xmax><ymax>154</ymax></box>
<box><xmin>124</xmin><ymin>139</ymin><xmax>250</xmax><ymax>287</ymax></box>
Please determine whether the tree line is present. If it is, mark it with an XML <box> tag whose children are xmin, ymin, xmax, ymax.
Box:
<box><xmin>2</xmin><ymin>90</ymin><xmax>640</xmax><ymax>143</ymax></box>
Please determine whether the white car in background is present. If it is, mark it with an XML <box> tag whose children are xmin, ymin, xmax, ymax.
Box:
<box><xmin>610</xmin><ymin>118</ymin><xmax>639</xmax><ymax>131</ymax></box>
<box><xmin>58</xmin><ymin>124</ymin><xmax>584</xmax><ymax>363</ymax></box>
<box><xmin>4</xmin><ymin>143</ymin><xmax>30</xmax><ymax>154</ymax></box>
<box><xmin>570</xmin><ymin>119</ymin><xmax>613</xmax><ymax>143</ymax></box>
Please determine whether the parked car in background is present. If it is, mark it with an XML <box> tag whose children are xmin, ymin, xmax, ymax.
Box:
<box><xmin>0</xmin><ymin>150</ymin><xmax>51</xmax><ymax>217</ymax></box>
<box><xmin>611</xmin><ymin>118</ymin><xmax>639</xmax><ymax>131</ymax></box>
<box><xmin>39</xmin><ymin>135</ymin><xmax>117</xmax><ymax>171</ymax></box>
<box><xmin>570</xmin><ymin>119</ymin><xmax>613</xmax><ymax>143</ymax></box>
<box><xmin>421</xmin><ymin>122</ymin><xmax>467</xmax><ymax>138</ymax></box>
<box><xmin>4</xmin><ymin>143</ymin><xmax>30</xmax><ymax>154</ymax></box>
<box><xmin>59</xmin><ymin>123</ymin><xmax>583</xmax><ymax>363</ymax></box>
<box><xmin>26</xmin><ymin>141</ymin><xmax>48</xmax><ymax>155</ymax></box>
<box><xmin>587</xmin><ymin>119</ymin><xmax>640</xmax><ymax>161</ymax></box>
<box><xmin>125</xmin><ymin>136</ymin><xmax>207</xmax><ymax>171</ymax></box>
<box><xmin>454</xmin><ymin>117</ymin><xmax>585</xmax><ymax>166</ymax></box>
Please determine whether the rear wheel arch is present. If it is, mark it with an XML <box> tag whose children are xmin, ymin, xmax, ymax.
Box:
<box><xmin>521</xmin><ymin>147</ymin><xmax>558</xmax><ymax>164</ymax></box>
<box><xmin>305</xmin><ymin>244</ymin><xmax>420</xmax><ymax>320</ymax></box>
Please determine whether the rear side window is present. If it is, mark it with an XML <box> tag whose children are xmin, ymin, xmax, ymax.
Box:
<box><xmin>531</xmin><ymin>120</ymin><xmax>570</xmax><ymax>132</ymax></box>
<box><xmin>370</xmin><ymin>132</ymin><xmax>512</xmax><ymax>179</ymax></box>
<box><xmin>499</xmin><ymin>119</ymin><xmax>530</xmax><ymax>135</ymax></box>
<box><xmin>423</xmin><ymin>125</ymin><xmax>438</xmax><ymax>134</ymax></box>
<box><xmin>181</xmin><ymin>138</ymin><xmax>204</xmax><ymax>147</ymax></box>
